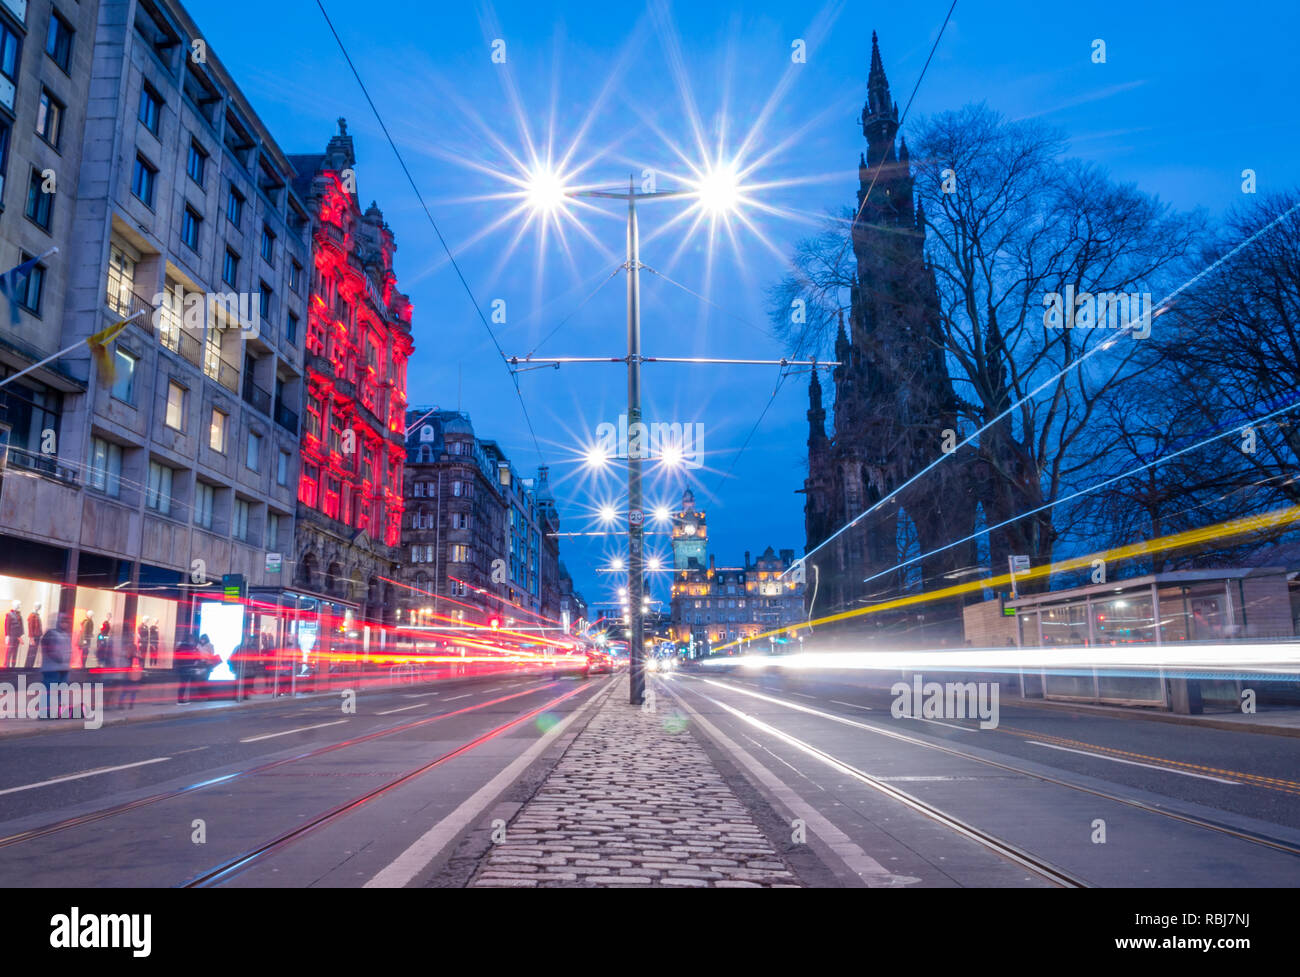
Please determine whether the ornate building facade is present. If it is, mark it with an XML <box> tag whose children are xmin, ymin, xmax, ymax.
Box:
<box><xmin>668</xmin><ymin>489</ymin><xmax>804</xmax><ymax>650</ymax></box>
<box><xmin>803</xmin><ymin>33</ymin><xmax>977</xmax><ymax>638</ymax></box>
<box><xmin>399</xmin><ymin>408</ymin><xmax>560</xmax><ymax>631</ymax></box>
<box><xmin>288</xmin><ymin>121</ymin><xmax>412</xmax><ymax>625</ymax></box>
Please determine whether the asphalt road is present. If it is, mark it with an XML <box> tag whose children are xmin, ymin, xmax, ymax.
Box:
<box><xmin>659</xmin><ymin>665</ymin><xmax>1300</xmax><ymax>887</ymax></box>
<box><xmin>0</xmin><ymin>672</ymin><xmax>609</xmax><ymax>887</ymax></box>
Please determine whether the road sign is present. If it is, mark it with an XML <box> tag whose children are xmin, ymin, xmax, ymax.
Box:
<box><xmin>628</xmin><ymin>508</ymin><xmax>644</xmax><ymax>527</ymax></box>
<box><xmin>265</xmin><ymin>552</ymin><xmax>282</xmax><ymax>574</ymax></box>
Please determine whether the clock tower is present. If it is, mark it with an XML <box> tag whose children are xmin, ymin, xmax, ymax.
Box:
<box><xmin>671</xmin><ymin>489</ymin><xmax>707</xmax><ymax>571</ymax></box>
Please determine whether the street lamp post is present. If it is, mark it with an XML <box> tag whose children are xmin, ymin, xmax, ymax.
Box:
<box><xmin>572</xmin><ymin>180</ymin><xmax>690</xmax><ymax>706</ymax></box>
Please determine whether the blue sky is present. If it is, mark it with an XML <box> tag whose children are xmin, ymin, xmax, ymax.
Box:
<box><xmin>186</xmin><ymin>0</ymin><xmax>1299</xmax><ymax>608</ymax></box>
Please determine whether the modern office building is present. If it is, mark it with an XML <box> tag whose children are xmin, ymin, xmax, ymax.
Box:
<box><xmin>0</xmin><ymin>0</ymin><xmax>310</xmax><ymax>670</ymax></box>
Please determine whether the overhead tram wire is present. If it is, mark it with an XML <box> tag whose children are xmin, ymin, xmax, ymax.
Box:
<box><xmin>525</xmin><ymin>263</ymin><xmax>625</xmax><ymax>360</ymax></box>
<box><xmin>314</xmin><ymin>0</ymin><xmax>545</xmax><ymax>463</ymax></box>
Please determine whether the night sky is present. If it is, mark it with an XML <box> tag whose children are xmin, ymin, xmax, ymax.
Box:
<box><xmin>185</xmin><ymin>0</ymin><xmax>1299</xmax><ymax>609</ymax></box>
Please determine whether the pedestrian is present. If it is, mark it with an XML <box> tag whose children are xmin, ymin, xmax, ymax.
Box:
<box><xmin>119</xmin><ymin>647</ymin><xmax>144</xmax><ymax>711</ymax></box>
<box><xmin>39</xmin><ymin>612</ymin><xmax>73</xmax><ymax>719</ymax></box>
<box><xmin>174</xmin><ymin>633</ymin><xmax>199</xmax><ymax>703</ymax></box>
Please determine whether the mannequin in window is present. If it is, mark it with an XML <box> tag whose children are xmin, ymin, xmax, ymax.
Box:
<box><xmin>24</xmin><ymin>602</ymin><xmax>43</xmax><ymax>668</ymax></box>
<box><xmin>78</xmin><ymin>611</ymin><xmax>94</xmax><ymax>667</ymax></box>
<box><xmin>4</xmin><ymin>601</ymin><xmax>23</xmax><ymax>668</ymax></box>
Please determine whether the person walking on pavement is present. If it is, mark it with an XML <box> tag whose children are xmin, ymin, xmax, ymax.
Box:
<box><xmin>173</xmin><ymin>633</ymin><xmax>198</xmax><ymax>703</ymax></box>
<box><xmin>39</xmin><ymin>612</ymin><xmax>72</xmax><ymax>719</ymax></box>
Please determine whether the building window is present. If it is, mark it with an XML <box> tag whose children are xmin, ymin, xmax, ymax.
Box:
<box><xmin>246</xmin><ymin>431</ymin><xmax>261</xmax><ymax>471</ymax></box>
<box><xmin>286</xmin><ymin>312</ymin><xmax>298</xmax><ymax>345</ymax></box>
<box><xmin>411</xmin><ymin>481</ymin><xmax>425</xmax><ymax>498</ymax></box>
<box><xmin>25</xmin><ymin>169</ymin><xmax>52</xmax><ymax>230</ymax></box>
<box><xmin>223</xmin><ymin>248</ymin><xmax>239</xmax><ymax>287</ymax></box>
<box><xmin>232</xmin><ymin>498</ymin><xmax>249</xmax><ymax>542</ymax></box>
<box><xmin>209</xmin><ymin>408</ymin><xmax>227</xmax><ymax>452</ymax></box>
<box><xmin>410</xmin><ymin>545</ymin><xmax>423</xmax><ymax>564</ymax></box>
<box><xmin>45</xmin><ymin>10</ymin><xmax>73</xmax><ymax>73</ymax></box>
<box><xmin>106</xmin><ymin>244</ymin><xmax>136</xmax><ymax>317</ymax></box>
<box><xmin>226</xmin><ymin>185</ymin><xmax>243</xmax><ymax>227</ymax></box>
<box><xmin>453</xmin><ymin>511</ymin><xmax>469</xmax><ymax>529</ymax></box>
<box><xmin>259</xmin><ymin>281</ymin><xmax>271</xmax><ymax>319</ymax></box>
<box><xmin>194</xmin><ymin>482</ymin><xmax>214</xmax><ymax>529</ymax></box>
<box><xmin>186</xmin><ymin>139</ymin><xmax>206</xmax><ymax>186</ymax></box>
<box><xmin>323</xmin><ymin>476</ymin><xmax>341</xmax><ymax>519</ymax></box>
<box><xmin>164</xmin><ymin>381</ymin><xmax>185</xmax><ymax>430</ymax></box>
<box><xmin>266</xmin><ymin>512</ymin><xmax>281</xmax><ymax>550</ymax></box>
<box><xmin>0</xmin><ymin>119</ymin><xmax>11</xmax><ymax>203</ymax></box>
<box><xmin>450</xmin><ymin>544</ymin><xmax>470</xmax><ymax>563</ymax></box>
<box><xmin>146</xmin><ymin>461</ymin><xmax>173</xmax><ymax>515</ymax></box>
<box><xmin>15</xmin><ymin>253</ymin><xmax>44</xmax><ymax>314</ymax></box>
<box><xmin>276</xmin><ymin>449</ymin><xmax>290</xmax><ymax>487</ymax></box>
<box><xmin>0</xmin><ymin>24</ymin><xmax>19</xmax><ymax>113</ymax></box>
<box><xmin>261</xmin><ymin>225</ymin><xmax>275</xmax><ymax>265</ymax></box>
<box><xmin>451</xmin><ymin>480</ymin><xmax>464</xmax><ymax>497</ymax></box>
<box><xmin>88</xmin><ymin>438</ymin><xmax>123</xmax><ymax>497</ymax></box>
<box><xmin>300</xmin><ymin>463</ymin><xmax>318</xmax><ymax>507</ymax></box>
<box><xmin>138</xmin><ymin>83</ymin><xmax>161</xmax><ymax>135</ymax></box>
<box><xmin>181</xmin><ymin>205</ymin><xmax>201</xmax><ymax>251</ymax></box>
<box><xmin>36</xmin><ymin>88</ymin><xmax>63</xmax><ymax>147</ymax></box>
<box><xmin>131</xmin><ymin>155</ymin><xmax>157</xmax><ymax>208</ymax></box>
<box><xmin>289</xmin><ymin>260</ymin><xmax>302</xmax><ymax>293</ymax></box>
<box><xmin>110</xmin><ymin>350</ymin><xmax>138</xmax><ymax>403</ymax></box>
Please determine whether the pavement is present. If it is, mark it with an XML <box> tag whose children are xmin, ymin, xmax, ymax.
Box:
<box><xmin>469</xmin><ymin>674</ymin><xmax>803</xmax><ymax>887</ymax></box>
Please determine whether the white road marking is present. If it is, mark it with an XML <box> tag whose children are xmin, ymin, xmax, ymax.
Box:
<box><xmin>376</xmin><ymin>703</ymin><xmax>426</xmax><ymax>715</ymax></box>
<box><xmin>0</xmin><ymin>757</ymin><xmax>172</xmax><ymax>796</ymax></box>
<box><xmin>790</xmin><ymin>691</ymin><xmax>817</xmax><ymax>699</ymax></box>
<box><xmin>443</xmin><ymin>694</ymin><xmax>472</xmax><ymax>702</ymax></box>
<box><xmin>830</xmin><ymin>699</ymin><xmax>873</xmax><ymax>711</ymax></box>
<box><xmin>403</xmin><ymin>692</ymin><xmax>439</xmax><ymax>699</ymax></box>
<box><xmin>240</xmin><ymin>720</ymin><xmax>347</xmax><ymax>743</ymax></box>
<box><xmin>668</xmin><ymin>688</ymin><xmax>919</xmax><ymax>887</ymax></box>
<box><xmin>1027</xmin><ymin>741</ymin><xmax>1239</xmax><ymax>785</ymax></box>
<box><xmin>366</xmin><ymin>683</ymin><xmax>612</xmax><ymax>888</ymax></box>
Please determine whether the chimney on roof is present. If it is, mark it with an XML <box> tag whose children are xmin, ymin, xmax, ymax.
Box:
<box><xmin>745</xmin><ymin>550</ymin><xmax>751</xmax><ymax>568</ymax></box>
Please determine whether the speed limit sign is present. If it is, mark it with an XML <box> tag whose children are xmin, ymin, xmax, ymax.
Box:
<box><xmin>629</xmin><ymin>509</ymin><xmax>644</xmax><ymax>527</ymax></box>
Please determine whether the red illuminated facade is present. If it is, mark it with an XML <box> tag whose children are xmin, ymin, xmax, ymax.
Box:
<box><xmin>288</xmin><ymin>121</ymin><xmax>413</xmax><ymax>623</ymax></box>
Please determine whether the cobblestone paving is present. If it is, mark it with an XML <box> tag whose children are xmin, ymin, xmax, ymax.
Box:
<box><xmin>470</xmin><ymin>676</ymin><xmax>802</xmax><ymax>887</ymax></box>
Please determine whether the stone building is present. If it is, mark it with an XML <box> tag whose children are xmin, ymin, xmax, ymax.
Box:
<box><xmin>802</xmin><ymin>32</ymin><xmax>977</xmax><ymax>638</ymax></box>
<box><xmin>288</xmin><ymin>120</ymin><xmax>412</xmax><ymax>627</ymax></box>
<box><xmin>399</xmin><ymin>409</ymin><xmax>560</xmax><ymax>631</ymax></box>
<box><xmin>666</xmin><ymin>489</ymin><xmax>804</xmax><ymax>651</ymax></box>
<box><xmin>0</xmin><ymin>0</ymin><xmax>309</xmax><ymax>669</ymax></box>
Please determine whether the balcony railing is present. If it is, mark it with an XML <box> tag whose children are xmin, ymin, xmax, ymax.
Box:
<box><xmin>3</xmin><ymin>445</ymin><xmax>79</xmax><ymax>485</ymax></box>
<box><xmin>242</xmin><ymin>376</ymin><xmax>271</xmax><ymax>414</ymax></box>
<box><xmin>204</xmin><ymin>347</ymin><xmax>240</xmax><ymax>392</ymax></box>
<box><xmin>274</xmin><ymin>399</ymin><xmax>299</xmax><ymax>435</ymax></box>
<box><xmin>104</xmin><ymin>280</ymin><xmax>158</xmax><ymax>332</ymax></box>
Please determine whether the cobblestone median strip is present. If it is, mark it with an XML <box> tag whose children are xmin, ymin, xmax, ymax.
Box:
<box><xmin>469</xmin><ymin>676</ymin><xmax>802</xmax><ymax>888</ymax></box>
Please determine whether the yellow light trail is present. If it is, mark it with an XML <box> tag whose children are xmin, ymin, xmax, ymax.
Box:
<box><xmin>715</xmin><ymin>502</ymin><xmax>1300</xmax><ymax>652</ymax></box>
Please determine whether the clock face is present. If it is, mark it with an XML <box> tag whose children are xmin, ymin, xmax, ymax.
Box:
<box><xmin>683</xmin><ymin>523</ymin><xmax>696</xmax><ymax>536</ymax></box>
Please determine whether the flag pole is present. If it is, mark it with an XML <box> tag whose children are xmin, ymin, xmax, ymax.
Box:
<box><xmin>0</xmin><ymin>308</ymin><xmax>145</xmax><ymax>392</ymax></box>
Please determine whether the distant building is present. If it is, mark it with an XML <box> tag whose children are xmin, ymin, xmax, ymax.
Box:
<box><xmin>400</xmin><ymin>408</ymin><xmax>560</xmax><ymax>631</ymax></box>
<box><xmin>666</xmin><ymin>489</ymin><xmax>805</xmax><ymax>651</ymax></box>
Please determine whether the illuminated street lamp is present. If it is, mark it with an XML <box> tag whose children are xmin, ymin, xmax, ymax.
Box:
<box><xmin>522</xmin><ymin>166</ymin><xmax>744</xmax><ymax>705</ymax></box>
